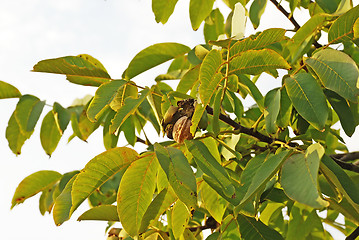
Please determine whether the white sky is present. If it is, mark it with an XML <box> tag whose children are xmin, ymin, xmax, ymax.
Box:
<box><xmin>0</xmin><ymin>0</ymin><xmax>358</xmax><ymax>239</ymax></box>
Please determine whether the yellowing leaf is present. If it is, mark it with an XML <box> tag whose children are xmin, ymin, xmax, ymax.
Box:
<box><xmin>0</xmin><ymin>81</ymin><xmax>21</xmax><ymax>99</ymax></box>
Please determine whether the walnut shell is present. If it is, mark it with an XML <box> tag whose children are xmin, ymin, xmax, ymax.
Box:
<box><xmin>172</xmin><ymin>116</ymin><xmax>193</xmax><ymax>143</ymax></box>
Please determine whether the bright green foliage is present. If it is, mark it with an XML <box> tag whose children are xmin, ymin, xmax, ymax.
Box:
<box><xmin>5</xmin><ymin>1</ymin><xmax>359</xmax><ymax>240</ymax></box>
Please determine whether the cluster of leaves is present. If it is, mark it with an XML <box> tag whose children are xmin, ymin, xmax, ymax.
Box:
<box><xmin>2</xmin><ymin>0</ymin><xmax>359</xmax><ymax>239</ymax></box>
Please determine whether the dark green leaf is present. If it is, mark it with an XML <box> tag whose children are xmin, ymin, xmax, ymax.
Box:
<box><xmin>152</xmin><ymin>0</ymin><xmax>179</xmax><ymax>24</ymax></box>
<box><xmin>189</xmin><ymin>0</ymin><xmax>215</xmax><ymax>30</ymax></box>
<box><xmin>11</xmin><ymin>170</ymin><xmax>62</xmax><ymax>208</ymax></box>
<box><xmin>154</xmin><ymin>143</ymin><xmax>197</xmax><ymax>208</ymax></box>
<box><xmin>316</xmin><ymin>0</ymin><xmax>340</xmax><ymax>13</ymax></box>
<box><xmin>276</xmin><ymin>87</ymin><xmax>292</xmax><ymax>128</ymax></box>
<box><xmin>204</xmin><ymin>9</ymin><xmax>225</xmax><ymax>43</ymax></box>
<box><xmin>124</xmin><ymin>43</ymin><xmax>190</xmax><ymax>79</ymax></box>
<box><xmin>78</xmin><ymin>205</ymin><xmax>119</xmax><ymax>222</ymax></box>
<box><xmin>117</xmin><ymin>153</ymin><xmax>158</xmax><ymax>237</ymax></box>
<box><xmin>305</xmin><ymin>49</ymin><xmax>359</xmax><ymax>102</ymax></box>
<box><xmin>264</xmin><ymin>88</ymin><xmax>280</xmax><ymax>134</ymax></box>
<box><xmin>0</xmin><ymin>81</ymin><xmax>21</xmax><ymax>99</ymax></box>
<box><xmin>285</xmin><ymin>73</ymin><xmax>328</xmax><ymax>130</ymax></box>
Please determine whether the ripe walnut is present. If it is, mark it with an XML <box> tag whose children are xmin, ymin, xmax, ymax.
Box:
<box><xmin>172</xmin><ymin>116</ymin><xmax>193</xmax><ymax>143</ymax></box>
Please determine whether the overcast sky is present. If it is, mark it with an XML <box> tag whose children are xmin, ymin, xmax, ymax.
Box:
<box><xmin>1</xmin><ymin>0</ymin><xmax>358</xmax><ymax>239</ymax></box>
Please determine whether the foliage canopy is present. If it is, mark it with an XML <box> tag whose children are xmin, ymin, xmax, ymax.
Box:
<box><xmin>3</xmin><ymin>0</ymin><xmax>359</xmax><ymax>239</ymax></box>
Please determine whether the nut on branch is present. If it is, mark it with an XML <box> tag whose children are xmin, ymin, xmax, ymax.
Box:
<box><xmin>172</xmin><ymin>116</ymin><xmax>193</xmax><ymax>143</ymax></box>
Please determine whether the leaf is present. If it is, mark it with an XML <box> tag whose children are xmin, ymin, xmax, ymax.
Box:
<box><xmin>285</xmin><ymin>73</ymin><xmax>328</xmax><ymax>131</ymax></box>
<box><xmin>70</xmin><ymin>147</ymin><xmax>139</xmax><ymax>216</ymax></box>
<box><xmin>6</xmin><ymin>113</ymin><xmax>27</xmax><ymax>155</ymax></box>
<box><xmin>220</xmin><ymin>215</ymin><xmax>241</xmax><ymax>239</ymax></box>
<box><xmin>320</xmin><ymin>154</ymin><xmax>359</xmax><ymax>206</ymax></box>
<box><xmin>53</xmin><ymin>175</ymin><xmax>77</xmax><ymax>226</ymax></box>
<box><xmin>77</xmin><ymin>205</ymin><xmax>119</xmax><ymax>222</ymax></box>
<box><xmin>237</xmin><ymin>75</ymin><xmax>264</xmax><ymax>110</ymax></box>
<box><xmin>33</xmin><ymin>56</ymin><xmax>111</xmax><ymax>79</ymax></box>
<box><xmin>103</xmin><ymin>110</ymin><xmax>119</xmax><ymax>150</ymax></box>
<box><xmin>0</xmin><ymin>80</ymin><xmax>21</xmax><ymax>99</ymax></box>
<box><xmin>109</xmin><ymin>82</ymin><xmax>138</xmax><ymax>111</ymax></box>
<box><xmin>87</xmin><ymin>80</ymin><xmax>127</xmax><ymax>121</ymax></box>
<box><xmin>124</xmin><ymin>43</ymin><xmax>190</xmax><ymax>79</ymax></box>
<box><xmin>40</xmin><ymin>111</ymin><xmax>62</xmax><ymax>156</ymax></box>
<box><xmin>199</xmin><ymin>181</ymin><xmax>227</xmax><ymax>222</ymax></box>
<box><xmin>185</xmin><ymin>140</ymin><xmax>235</xmax><ymax>198</ymax></box>
<box><xmin>231</xmin><ymin>2</ymin><xmax>246</xmax><ymax>39</ymax></box>
<box><xmin>239</xmin><ymin>150</ymin><xmax>289</xmax><ymax>206</ymax></box>
<box><xmin>328</xmin><ymin>5</ymin><xmax>359</xmax><ymax>43</ymax></box>
<box><xmin>249</xmin><ymin>0</ymin><xmax>267</xmax><ymax>29</ymax></box>
<box><xmin>198</xmin><ymin>49</ymin><xmax>223</xmax><ymax>106</ymax></box>
<box><xmin>305</xmin><ymin>49</ymin><xmax>359</xmax><ymax>102</ymax></box>
<box><xmin>189</xmin><ymin>0</ymin><xmax>215</xmax><ymax>30</ymax></box>
<box><xmin>110</xmin><ymin>88</ymin><xmax>150</xmax><ymax>133</ymax></box>
<box><xmin>281</xmin><ymin>143</ymin><xmax>329</xmax><ymax>209</ymax></box>
<box><xmin>276</xmin><ymin>87</ymin><xmax>292</xmax><ymax>128</ymax></box>
<box><xmin>139</xmin><ymin>188</ymin><xmax>177</xmax><ymax>233</ymax></box>
<box><xmin>316</xmin><ymin>0</ymin><xmax>340</xmax><ymax>13</ymax></box>
<box><xmin>204</xmin><ymin>9</ymin><xmax>225</xmax><ymax>43</ymax></box>
<box><xmin>354</xmin><ymin>18</ymin><xmax>359</xmax><ymax>39</ymax></box>
<box><xmin>154</xmin><ymin>144</ymin><xmax>197</xmax><ymax>209</ymax></box>
<box><xmin>229</xmin><ymin>49</ymin><xmax>290</xmax><ymax>77</ymax></box>
<box><xmin>324</xmin><ymin>89</ymin><xmax>356</xmax><ymax>137</ymax></box>
<box><xmin>237</xmin><ymin>214</ymin><xmax>284</xmax><ymax>240</ymax></box>
<box><xmin>11</xmin><ymin>170</ymin><xmax>62</xmax><ymax>208</ymax></box>
<box><xmin>229</xmin><ymin>28</ymin><xmax>286</xmax><ymax>57</ymax></box>
<box><xmin>53</xmin><ymin>102</ymin><xmax>71</xmax><ymax>134</ymax></box>
<box><xmin>152</xmin><ymin>0</ymin><xmax>179</xmax><ymax>24</ymax></box>
<box><xmin>117</xmin><ymin>153</ymin><xmax>158</xmax><ymax>237</ymax></box>
<box><xmin>171</xmin><ymin>200</ymin><xmax>191</xmax><ymax>239</ymax></box>
<box><xmin>177</xmin><ymin>66</ymin><xmax>200</xmax><ymax>94</ymax></box>
<box><xmin>264</xmin><ymin>88</ymin><xmax>280</xmax><ymax>134</ymax></box>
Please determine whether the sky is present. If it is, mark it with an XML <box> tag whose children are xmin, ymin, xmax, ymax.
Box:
<box><xmin>0</xmin><ymin>0</ymin><xmax>358</xmax><ymax>239</ymax></box>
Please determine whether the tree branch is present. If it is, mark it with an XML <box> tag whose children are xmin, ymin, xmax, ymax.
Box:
<box><xmin>331</xmin><ymin>156</ymin><xmax>359</xmax><ymax>173</ymax></box>
<box><xmin>330</xmin><ymin>152</ymin><xmax>359</xmax><ymax>162</ymax></box>
<box><xmin>346</xmin><ymin>226</ymin><xmax>359</xmax><ymax>240</ymax></box>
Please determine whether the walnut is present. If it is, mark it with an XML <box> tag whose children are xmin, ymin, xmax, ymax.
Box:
<box><xmin>172</xmin><ymin>116</ymin><xmax>193</xmax><ymax>143</ymax></box>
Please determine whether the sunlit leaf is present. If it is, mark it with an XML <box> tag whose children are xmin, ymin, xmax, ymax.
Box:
<box><xmin>53</xmin><ymin>102</ymin><xmax>71</xmax><ymax>134</ymax></box>
<box><xmin>281</xmin><ymin>143</ymin><xmax>329</xmax><ymax>209</ymax></box>
<box><xmin>171</xmin><ymin>200</ymin><xmax>191</xmax><ymax>239</ymax></box>
<box><xmin>232</xmin><ymin>2</ymin><xmax>246</xmax><ymax>39</ymax></box>
<box><xmin>264</xmin><ymin>88</ymin><xmax>280</xmax><ymax>134</ymax></box>
<box><xmin>249</xmin><ymin>0</ymin><xmax>267</xmax><ymax>29</ymax></box>
<box><xmin>189</xmin><ymin>0</ymin><xmax>215</xmax><ymax>30</ymax></box>
<box><xmin>154</xmin><ymin>143</ymin><xmax>197</xmax><ymax>208</ymax></box>
<box><xmin>229</xmin><ymin>49</ymin><xmax>290</xmax><ymax>77</ymax></box>
<box><xmin>152</xmin><ymin>0</ymin><xmax>178</xmax><ymax>24</ymax></box>
<box><xmin>11</xmin><ymin>170</ymin><xmax>62</xmax><ymax>208</ymax></box>
<box><xmin>40</xmin><ymin>111</ymin><xmax>62</xmax><ymax>156</ymax></box>
<box><xmin>110</xmin><ymin>88</ymin><xmax>150</xmax><ymax>133</ymax></box>
<box><xmin>177</xmin><ymin>66</ymin><xmax>200</xmax><ymax>94</ymax></box>
<box><xmin>87</xmin><ymin>80</ymin><xmax>127</xmax><ymax>121</ymax></box>
<box><xmin>124</xmin><ymin>43</ymin><xmax>190</xmax><ymax>79</ymax></box>
<box><xmin>204</xmin><ymin>9</ymin><xmax>225</xmax><ymax>43</ymax></box>
<box><xmin>305</xmin><ymin>49</ymin><xmax>359</xmax><ymax>102</ymax></box>
<box><xmin>71</xmin><ymin>147</ymin><xmax>139</xmax><ymax>216</ymax></box>
<box><xmin>0</xmin><ymin>81</ymin><xmax>21</xmax><ymax>99</ymax></box>
<box><xmin>117</xmin><ymin>153</ymin><xmax>158</xmax><ymax>237</ymax></box>
<box><xmin>199</xmin><ymin>181</ymin><xmax>227</xmax><ymax>222</ymax></box>
<box><xmin>285</xmin><ymin>73</ymin><xmax>328</xmax><ymax>131</ymax></box>
<box><xmin>328</xmin><ymin>5</ymin><xmax>359</xmax><ymax>43</ymax></box>
<box><xmin>6</xmin><ymin>113</ymin><xmax>27</xmax><ymax>155</ymax></box>
<box><xmin>78</xmin><ymin>205</ymin><xmax>119</xmax><ymax>222</ymax></box>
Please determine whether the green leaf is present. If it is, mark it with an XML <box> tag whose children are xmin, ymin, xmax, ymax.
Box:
<box><xmin>305</xmin><ymin>49</ymin><xmax>359</xmax><ymax>102</ymax></box>
<box><xmin>285</xmin><ymin>73</ymin><xmax>328</xmax><ymax>131</ymax></box>
<box><xmin>281</xmin><ymin>143</ymin><xmax>329</xmax><ymax>209</ymax></box>
<box><xmin>249</xmin><ymin>0</ymin><xmax>267</xmax><ymax>29</ymax></box>
<box><xmin>354</xmin><ymin>18</ymin><xmax>359</xmax><ymax>39</ymax></box>
<box><xmin>328</xmin><ymin>5</ymin><xmax>359</xmax><ymax>43</ymax></box>
<box><xmin>53</xmin><ymin>102</ymin><xmax>71</xmax><ymax>134</ymax></box>
<box><xmin>237</xmin><ymin>75</ymin><xmax>264</xmax><ymax>110</ymax></box>
<box><xmin>139</xmin><ymin>188</ymin><xmax>177</xmax><ymax>233</ymax></box>
<box><xmin>87</xmin><ymin>80</ymin><xmax>127</xmax><ymax>121</ymax></box>
<box><xmin>220</xmin><ymin>215</ymin><xmax>241</xmax><ymax>239</ymax></box>
<box><xmin>154</xmin><ymin>144</ymin><xmax>197</xmax><ymax>209</ymax></box>
<box><xmin>324</xmin><ymin>89</ymin><xmax>356</xmax><ymax>137</ymax></box>
<box><xmin>320</xmin><ymin>154</ymin><xmax>359</xmax><ymax>206</ymax></box>
<box><xmin>177</xmin><ymin>66</ymin><xmax>200</xmax><ymax>94</ymax></box>
<box><xmin>53</xmin><ymin>175</ymin><xmax>77</xmax><ymax>226</ymax></box>
<box><xmin>239</xmin><ymin>150</ymin><xmax>289</xmax><ymax>206</ymax></box>
<box><xmin>229</xmin><ymin>49</ymin><xmax>290</xmax><ymax>77</ymax></box>
<box><xmin>171</xmin><ymin>200</ymin><xmax>191</xmax><ymax>239</ymax></box>
<box><xmin>6</xmin><ymin>113</ymin><xmax>27</xmax><ymax>155</ymax></box>
<box><xmin>229</xmin><ymin>28</ymin><xmax>286</xmax><ymax>57</ymax></box>
<box><xmin>204</xmin><ymin>9</ymin><xmax>225</xmax><ymax>43</ymax></box>
<box><xmin>71</xmin><ymin>147</ymin><xmax>139</xmax><ymax>216</ymax></box>
<box><xmin>0</xmin><ymin>80</ymin><xmax>21</xmax><ymax>99</ymax></box>
<box><xmin>77</xmin><ymin>205</ymin><xmax>119</xmax><ymax>222</ymax></box>
<box><xmin>212</xmin><ymin>89</ymin><xmax>222</xmax><ymax>136</ymax></box>
<box><xmin>264</xmin><ymin>88</ymin><xmax>280</xmax><ymax>134</ymax></box>
<box><xmin>199</xmin><ymin>49</ymin><xmax>223</xmax><ymax>106</ymax></box>
<box><xmin>124</xmin><ymin>43</ymin><xmax>190</xmax><ymax>79</ymax></box>
<box><xmin>109</xmin><ymin>82</ymin><xmax>138</xmax><ymax>112</ymax></box>
<box><xmin>110</xmin><ymin>88</ymin><xmax>150</xmax><ymax>133</ymax></box>
<box><xmin>189</xmin><ymin>0</ymin><xmax>215</xmax><ymax>30</ymax></box>
<box><xmin>117</xmin><ymin>153</ymin><xmax>158</xmax><ymax>237</ymax></box>
<box><xmin>237</xmin><ymin>214</ymin><xmax>284</xmax><ymax>240</ymax></box>
<box><xmin>103</xmin><ymin>110</ymin><xmax>119</xmax><ymax>150</ymax></box>
<box><xmin>40</xmin><ymin>111</ymin><xmax>62</xmax><ymax>156</ymax></box>
<box><xmin>199</xmin><ymin>181</ymin><xmax>227</xmax><ymax>222</ymax></box>
<box><xmin>316</xmin><ymin>0</ymin><xmax>340</xmax><ymax>13</ymax></box>
<box><xmin>33</xmin><ymin>56</ymin><xmax>111</xmax><ymax>81</ymax></box>
<box><xmin>276</xmin><ymin>87</ymin><xmax>292</xmax><ymax>128</ymax></box>
<box><xmin>185</xmin><ymin>140</ymin><xmax>235</xmax><ymax>198</ymax></box>
<box><xmin>11</xmin><ymin>170</ymin><xmax>62</xmax><ymax>208</ymax></box>
<box><xmin>152</xmin><ymin>0</ymin><xmax>178</xmax><ymax>24</ymax></box>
